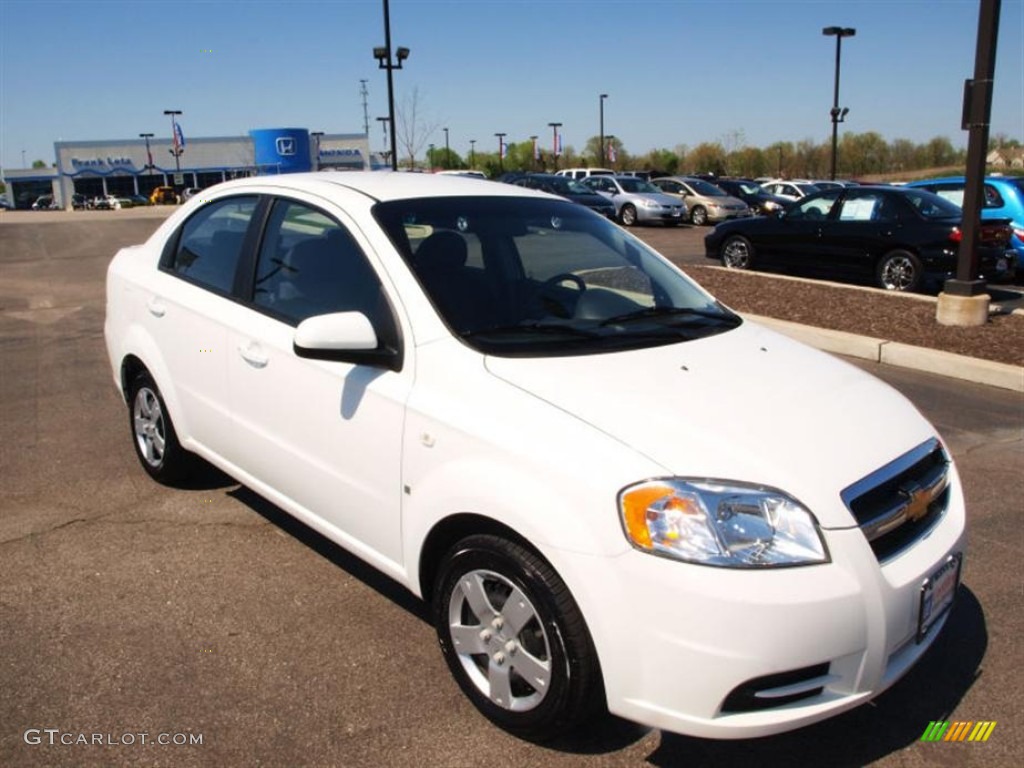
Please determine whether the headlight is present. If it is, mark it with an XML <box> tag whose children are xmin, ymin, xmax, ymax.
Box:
<box><xmin>640</xmin><ymin>199</ymin><xmax>662</xmax><ymax>209</ymax></box>
<box><xmin>619</xmin><ymin>479</ymin><xmax>828</xmax><ymax>567</ymax></box>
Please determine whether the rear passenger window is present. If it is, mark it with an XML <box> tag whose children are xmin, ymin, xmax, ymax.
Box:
<box><xmin>169</xmin><ymin>196</ymin><xmax>258</xmax><ymax>294</ymax></box>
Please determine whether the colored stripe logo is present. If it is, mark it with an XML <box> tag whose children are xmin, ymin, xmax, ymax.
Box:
<box><xmin>921</xmin><ymin>721</ymin><xmax>996</xmax><ymax>742</ymax></box>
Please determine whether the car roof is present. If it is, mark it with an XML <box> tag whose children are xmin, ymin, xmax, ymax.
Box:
<box><xmin>205</xmin><ymin>171</ymin><xmax>535</xmax><ymax>203</ymax></box>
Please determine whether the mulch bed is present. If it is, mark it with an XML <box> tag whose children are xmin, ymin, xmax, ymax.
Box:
<box><xmin>685</xmin><ymin>266</ymin><xmax>1024</xmax><ymax>368</ymax></box>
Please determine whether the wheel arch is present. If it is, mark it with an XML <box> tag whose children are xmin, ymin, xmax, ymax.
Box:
<box><xmin>114</xmin><ymin>325</ymin><xmax>191</xmax><ymax>441</ymax></box>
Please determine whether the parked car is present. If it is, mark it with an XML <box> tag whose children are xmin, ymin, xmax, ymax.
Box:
<box><xmin>31</xmin><ymin>195</ymin><xmax>56</xmax><ymax>210</ymax></box>
<box><xmin>810</xmin><ymin>180</ymin><xmax>860</xmax><ymax>190</ymax></box>
<box><xmin>713</xmin><ymin>178</ymin><xmax>790</xmax><ymax>216</ymax></box>
<box><xmin>106</xmin><ymin>172</ymin><xmax>966</xmax><ymax>742</ymax></box>
<box><xmin>70</xmin><ymin>193</ymin><xmax>89</xmax><ymax>210</ymax></box>
<box><xmin>128</xmin><ymin>194</ymin><xmax>151</xmax><ymax>207</ymax></box>
<box><xmin>436</xmin><ymin>170</ymin><xmax>487</xmax><ymax>179</ymax></box>
<box><xmin>580</xmin><ymin>174</ymin><xmax>687</xmax><ymax>226</ymax></box>
<box><xmin>150</xmin><ymin>186</ymin><xmax>180</xmax><ymax>205</ymax></box>
<box><xmin>651</xmin><ymin>176</ymin><xmax>753</xmax><ymax>225</ymax></box>
<box><xmin>760</xmin><ymin>180</ymin><xmax>822</xmax><ymax>202</ymax></box>
<box><xmin>554</xmin><ymin>167</ymin><xmax>615</xmax><ymax>180</ymax></box>
<box><xmin>0</xmin><ymin>199</ymin><xmax>13</xmax><ymax>211</ymax></box>
<box><xmin>904</xmin><ymin>176</ymin><xmax>1024</xmax><ymax>270</ymax></box>
<box><xmin>180</xmin><ymin>187</ymin><xmax>203</xmax><ymax>201</ymax></box>
<box><xmin>705</xmin><ymin>185</ymin><xmax>1015</xmax><ymax>291</ymax></box>
<box><xmin>509</xmin><ymin>173</ymin><xmax>616</xmax><ymax>218</ymax></box>
<box><xmin>91</xmin><ymin>194</ymin><xmax>123</xmax><ymax>210</ymax></box>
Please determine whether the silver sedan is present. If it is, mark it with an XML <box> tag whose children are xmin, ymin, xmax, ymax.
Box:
<box><xmin>581</xmin><ymin>175</ymin><xmax>687</xmax><ymax>226</ymax></box>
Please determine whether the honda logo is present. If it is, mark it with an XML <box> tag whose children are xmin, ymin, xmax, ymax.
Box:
<box><xmin>276</xmin><ymin>137</ymin><xmax>296</xmax><ymax>156</ymax></box>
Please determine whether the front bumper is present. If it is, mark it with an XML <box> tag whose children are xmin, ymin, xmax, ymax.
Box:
<box><xmin>636</xmin><ymin>204</ymin><xmax>687</xmax><ymax>223</ymax></box>
<box><xmin>706</xmin><ymin>208</ymin><xmax>753</xmax><ymax>223</ymax></box>
<box><xmin>554</xmin><ymin>471</ymin><xmax>967</xmax><ymax>739</ymax></box>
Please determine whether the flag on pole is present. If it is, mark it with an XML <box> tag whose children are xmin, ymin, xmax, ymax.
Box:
<box><xmin>608</xmin><ymin>141</ymin><xmax>617</xmax><ymax>163</ymax></box>
<box><xmin>500</xmin><ymin>138</ymin><xmax>507</xmax><ymax>159</ymax></box>
<box><xmin>533</xmin><ymin>137</ymin><xmax>539</xmax><ymax>161</ymax></box>
<box><xmin>173</xmin><ymin>121</ymin><xmax>186</xmax><ymax>152</ymax></box>
<box><xmin>555</xmin><ymin>132</ymin><xmax>563</xmax><ymax>157</ymax></box>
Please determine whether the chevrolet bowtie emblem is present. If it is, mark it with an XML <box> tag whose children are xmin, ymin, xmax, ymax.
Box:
<box><xmin>899</xmin><ymin>480</ymin><xmax>932</xmax><ymax>522</ymax></box>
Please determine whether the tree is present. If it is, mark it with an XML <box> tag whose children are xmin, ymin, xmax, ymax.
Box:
<box><xmin>395</xmin><ymin>87</ymin><xmax>440</xmax><ymax>170</ymax></box>
<box><xmin>32</xmin><ymin>159</ymin><xmax>47</xmax><ymax>169</ymax></box>
<box><xmin>686</xmin><ymin>142</ymin><xmax>727</xmax><ymax>175</ymax></box>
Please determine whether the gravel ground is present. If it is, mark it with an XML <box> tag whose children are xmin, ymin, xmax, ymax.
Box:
<box><xmin>686</xmin><ymin>266</ymin><xmax>1024</xmax><ymax>367</ymax></box>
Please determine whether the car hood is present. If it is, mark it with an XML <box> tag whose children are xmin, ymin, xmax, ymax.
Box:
<box><xmin>625</xmin><ymin>192</ymin><xmax>683</xmax><ymax>206</ymax></box>
<box><xmin>565</xmin><ymin>192</ymin><xmax>614</xmax><ymax>207</ymax></box>
<box><xmin>484</xmin><ymin>321</ymin><xmax>936</xmax><ymax>528</ymax></box>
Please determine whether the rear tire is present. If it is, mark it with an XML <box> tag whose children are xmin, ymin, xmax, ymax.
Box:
<box><xmin>433</xmin><ymin>534</ymin><xmax>603</xmax><ymax>742</ymax></box>
<box><xmin>876</xmin><ymin>250</ymin><xmax>923</xmax><ymax>292</ymax></box>
<box><xmin>128</xmin><ymin>371</ymin><xmax>193</xmax><ymax>484</ymax></box>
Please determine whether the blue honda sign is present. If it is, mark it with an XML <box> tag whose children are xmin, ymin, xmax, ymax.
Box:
<box><xmin>250</xmin><ymin>128</ymin><xmax>311</xmax><ymax>173</ymax></box>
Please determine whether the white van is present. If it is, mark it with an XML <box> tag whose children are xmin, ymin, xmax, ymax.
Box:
<box><xmin>554</xmin><ymin>167</ymin><xmax>615</xmax><ymax>180</ymax></box>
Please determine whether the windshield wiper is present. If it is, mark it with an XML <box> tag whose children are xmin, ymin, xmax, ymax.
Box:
<box><xmin>463</xmin><ymin>322</ymin><xmax>602</xmax><ymax>339</ymax></box>
<box><xmin>599</xmin><ymin>305</ymin><xmax>740</xmax><ymax>327</ymax></box>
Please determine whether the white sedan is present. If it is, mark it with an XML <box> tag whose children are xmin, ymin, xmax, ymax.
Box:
<box><xmin>105</xmin><ymin>172</ymin><xmax>965</xmax><ymax>741</ymax></box>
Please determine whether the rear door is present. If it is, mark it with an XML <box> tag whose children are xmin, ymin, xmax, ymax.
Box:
<box><xmin>819</xmin><ymin>189</ymin><xmax>902</xmax><ymax>275</ymax></box>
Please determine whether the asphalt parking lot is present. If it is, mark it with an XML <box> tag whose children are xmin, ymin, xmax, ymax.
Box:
<box><xmin>1</xmin><ymin>210</ymin><xmax>1022</xmax><ymax>767</ymax></box>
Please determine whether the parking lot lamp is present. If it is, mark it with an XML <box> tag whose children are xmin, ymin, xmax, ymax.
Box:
<box><xmin>599</xmin><ymin>94</ymin><xmax>608</xmax><ymax>165</ymax></box>
<box><xmin>139</xmin><ymin>133</ymin><xmax>154</xmax><ymax>174</ymax></box>
<box><xmin>373</xmin><ymin>0</ymin><xmax>409</xmax><ymax>171</ymax></box>
<box><xmin>469</xmin><ymin>139</ymin><xmax>476</xmax><ymax>169</ymax></box>
<box><xmin>163</xmin><ymin>110</ymin><xmax>183</xmax><ymax>173</ymax></box>
<box><xmin>529</xmin><ymin>135</ymin><xmax>538</xmax><ymax>170</ymax></box>
<box><xmin>495</xmin><ymin>133</ymin><xmax>507</xmax><ymax>173</ymax></box>
<box><xmin>548</xmin><ymin>122</ymin><xmax>562</xmax><ymax>171</ymax></box>
<box><xmin>822</xmin><ymin>26</ymin><xmax>855</xmax><ymax>181</ymax></box>
<box><xmin>443</xmin><ymin>127</ymin><xmax>450</xmax><ymax>169</ymax></box>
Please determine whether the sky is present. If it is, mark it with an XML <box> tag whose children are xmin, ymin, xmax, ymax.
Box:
<box><xmin>1</xmin><ymin>0</ymin><xmax>1022</xmax><ymax>169</ymax></box>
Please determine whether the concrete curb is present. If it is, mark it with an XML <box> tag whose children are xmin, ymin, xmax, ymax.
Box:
<box><xmin>744</xmin><ymin>313</ymin><xmax>1024</xmax><ymax>393</ymax></box>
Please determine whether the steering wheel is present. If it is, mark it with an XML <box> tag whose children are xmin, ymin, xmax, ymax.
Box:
<box><xmin>543</xmin><ymin>273</ymin><xmax>587</xmax><ymax>292</ymax></box>
<box><xmin>538</xmin><ymin>273</ymin><xmax>586</xmax><ymax>318</ymax></box>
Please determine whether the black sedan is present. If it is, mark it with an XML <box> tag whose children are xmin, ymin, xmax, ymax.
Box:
<box><xmin>713</xmin><ymin>178</ymin><xmax>790</xmax><ymax>216</ymax></box>
<box><xmin>509</xmin><ymin>173</ymin><xmax>617</xmax><ymax>219</ymax></box>
<box><xmin>704</xmin><ymin>186</ymin><xmax>1016</xmax><ymax>291</ymax></box>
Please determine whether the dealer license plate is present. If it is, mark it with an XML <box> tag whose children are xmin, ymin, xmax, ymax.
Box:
<box><xmin>917</xmin><ymin>553</ymin><xmax>962</xmax><ymax>643</ymax></box>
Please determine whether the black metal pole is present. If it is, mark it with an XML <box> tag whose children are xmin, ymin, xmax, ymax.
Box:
<box><xmin>599</xmin><ymin>94</ymin><xmax>607</xmax><ymax>166</ymax></box>
<box><xmin>951</xmin><ymin>0</ymin><xmax>1001</xmax><ymax>291</ymax></box>
<box><xmin>383</xmin><ymin>0</ymin><xmax>398</xmax><ymax>171</ymax></box>
<box><xmin>830</xmin><ymin>35</ymin><xmax>842</xmax><ymax>181</ymax></box>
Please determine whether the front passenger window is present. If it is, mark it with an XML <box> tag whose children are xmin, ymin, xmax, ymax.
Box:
<box><xmin>169</xmin><ymin>196</ymin><xmax>258</xmax><ymax>294</ymax></box>
<box><xmin>252</xmin><ymin>199</ymin><xmax>386</xmax><ymax>328</ymax></box>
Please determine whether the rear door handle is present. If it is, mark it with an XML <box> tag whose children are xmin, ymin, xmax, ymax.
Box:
<box><xmin>238</xmin><ymin>342</ymin><xmax>269</xmax><ymax>368</ymax></box>
<box><xmin>147</xmin><ymin>297</ymin><xmax>166</xmax><ymax>318</ymax></box>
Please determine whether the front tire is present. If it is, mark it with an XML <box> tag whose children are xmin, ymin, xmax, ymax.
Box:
<box><xmin>877</xmin><ymin>250</ymin><xmax>923</xmax><ymax>291</ymax></box>
<box><xmin>690</xmin><ymin>205</ymin><xmax>708</xmax><ymax>226</ymax></box>
<box><xmin>128</xmin><ymin>371</ymin><xmax>193</xmax><ymax>483</ymax></box>
<box><xmin>433</xmin><ymin>534</ymin><xmax>603</xmax><ymax>742</ymax></box>
<box><xmin>720</xmin><ymin>234</ymin><xmax>755</xmax><ymax>270</ymax></box>
<box><xmin>619</xmin><ymin>204</ymin><xmax>638</xmax><ymax>227</ymax></box>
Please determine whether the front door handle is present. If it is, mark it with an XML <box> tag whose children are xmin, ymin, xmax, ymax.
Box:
<box><xmin>238</xmin><ymin>342</ymin><xmax>269</xmax><ymax>368</ymax></box>
<box><xmin>147</xmin><ymin>297</ymin><xmax>166</xmax><ymax>318</ymax></box>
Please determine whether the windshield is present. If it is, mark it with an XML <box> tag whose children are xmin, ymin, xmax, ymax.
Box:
<box><xmin>902</xmin><ymin>189</ymin><xmax>963</xmax><ymax>219</ymax></box>
<box><xmin>688</xmin><ymin>179</ymin><xmax>728</xmax><ymax>196</ymax></box>
<box><xmin>618</xmin><ymin>178</ymin><xmax>662</xmax><ymax>194</ymax></box>
<box><xmin>564</xmin><ymin>179</ymin><xmax>592</xmax><ymax>194</ymax></box>
<box><xmin>372</xmin><ymin>197</ymin><xmax>738</xmax><ymax>356</ymax></box>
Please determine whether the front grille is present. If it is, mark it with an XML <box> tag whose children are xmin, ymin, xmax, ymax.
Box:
<box><xmin>721</xmin><ymin>663</ymin><xmax>831</xmax><ymax>713</ymax></box>
<box><xmin>841</xmin><ymin>439</ymin><xmax>950</xmax><ymax>561</ymax></box>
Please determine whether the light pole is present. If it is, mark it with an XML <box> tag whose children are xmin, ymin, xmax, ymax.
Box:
<box><xmin>443</xmin><ymin>127</ymin><xmax>450</xmax><ymax>169</ymax></box>
<box><xmin>822</xmin><ymin>26</ymin><xmax>855</xmax><ymax>181</ymax></box>
<box><xmin>469</xmin><ymin>139</ymin><xmax>476</xmax><ymax>169</ymax></box>
<box><xmin>139</xmin><ymin>133</ymin><xmax>154</xmax><ymax>175</ymax></box>
<box><xmin>311</xmin><ymin>131</ymin><xmax>324</xmax><ymax>171</ymax></box>
<box><xmin>599</xmin><ymin>94</ymin><xmax>608</xmax><ymax>165</ymax></box>
<box><xmin>163</xmin><ymin>110</ymin><xmax>183</xmax><ymax>174</ymax></box>
<box><xmin>529</xmin><ymin>135</ymin><xmax>538</xmax><ymax>170</ymax></box>
<box><xmin>495</xmin><ymin>133</ymin><xmax>507</xmax><ymax>173</ymax></box>
<box><xmin>428</xmin><ymin>143</ymin><xmax>436</xmax><ymax>169</ymax></box>
<box><xmin>548</xmin><ymin>122</ymin><xmax>562</xmax><ymax>171</ymax></box>
<box><xmin>373</xmin><ymin>0</ymin><xmax>409</xmax><ymax>171</ymax></box>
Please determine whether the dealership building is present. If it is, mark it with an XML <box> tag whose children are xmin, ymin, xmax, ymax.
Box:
<box><xmin>2</xmin><ymin>128</ymin><xmax>380</xmax><ymax>209</ymax></box>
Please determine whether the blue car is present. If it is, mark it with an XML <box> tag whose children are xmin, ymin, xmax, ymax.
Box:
<box><xmin>904</xmin><ymin>176</ymin><xmax>1024</xmax><ymax>270</ymax></box>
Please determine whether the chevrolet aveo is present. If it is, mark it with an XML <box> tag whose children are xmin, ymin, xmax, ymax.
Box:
<box><xmin>105</xmin><ymin>173</ymin><xmax>965</xmax><ymax>741</ymax></box>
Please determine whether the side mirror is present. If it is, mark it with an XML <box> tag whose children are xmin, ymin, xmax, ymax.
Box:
<box><xmin>294</xmin><ymin>311</ymin><xmax>402</xmax><ymax>371</ymax></box>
